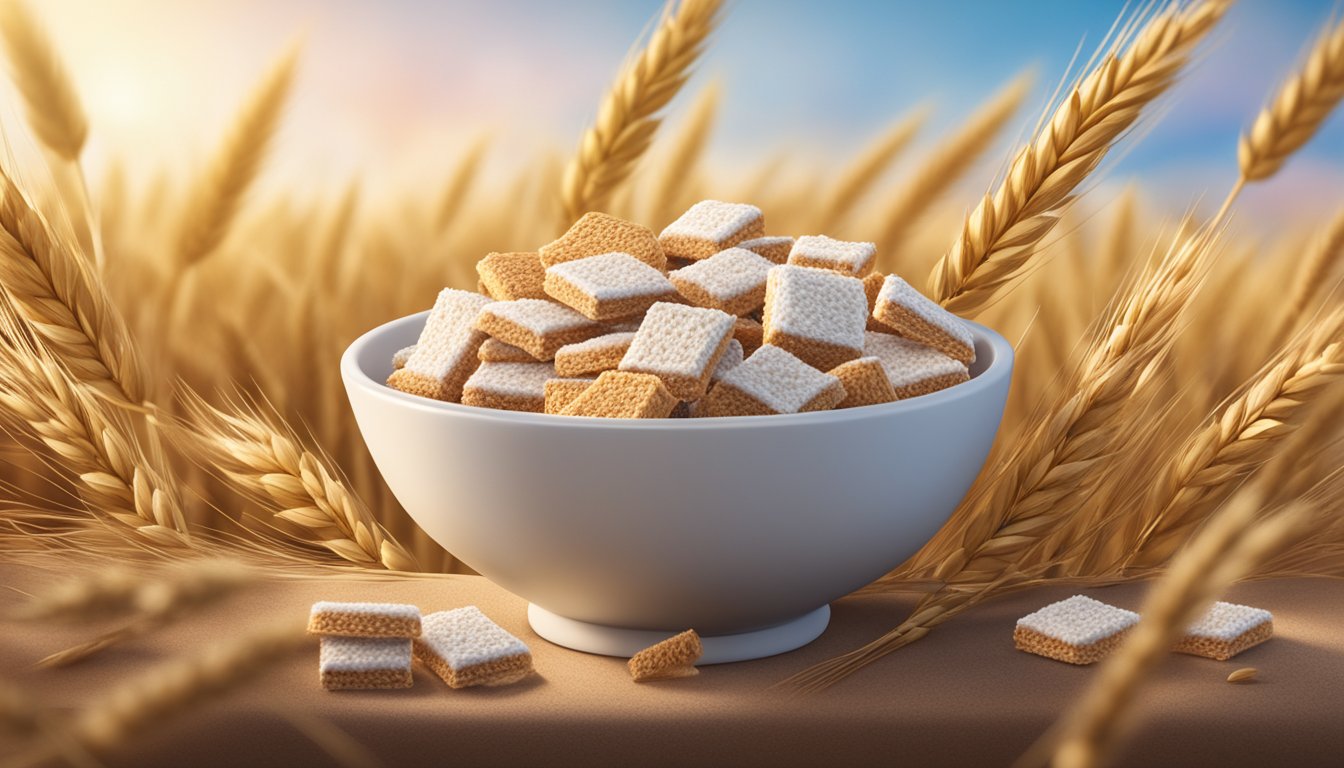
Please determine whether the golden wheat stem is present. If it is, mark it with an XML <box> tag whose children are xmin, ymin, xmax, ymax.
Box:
<box><xmin>0</xmin><ymin>0</ymin><xmax>87</xmax><ymax>161</ymax></box>
<box><xmin>435</xmin><ymin>136</ymin><xmax>489</xmax><ymax>231</ymax></box>
<box><xmin>815</xmin><ymin>104</ymin><xmax>930</xmax><ymax>231</ymax></box>
<box><xmin>928</xmin><ymin>0</ymin><xmax>1230</xmax><ymax>317</ymax></box>
<box><xmin>560</xmin><ymin>0</ymin><xmax>723</xmax><ymax>222</ymax></box>
<box><xmin>651</xmin><ymin>80</ymin><xmax>722</xmax><ymax>225</ymax></box>
<box><xmin>1273</xmin><ymin>208</ymin><xmax>1344</xmax><ymax>344</ymax></box>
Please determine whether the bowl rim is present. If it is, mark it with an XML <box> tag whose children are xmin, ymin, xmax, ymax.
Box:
<box><xmin>341</xmin><ymin>311</ymin><xmax>1015</xmax><ymax>430</ymax></box>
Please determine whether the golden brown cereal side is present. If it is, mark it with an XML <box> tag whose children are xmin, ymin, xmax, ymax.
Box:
<box><xmin>476</xmin><ymin>252</ymin><xmax>548</xmax><ymax>301</ymax></box>
<box><xmin>544</xmin><ymin>378</ymin><xmax>596</xmax><ymax>414</ymax></box>
<box><xmin>561</xmin><ymin>371</ymin><xmax>678</xmax><ymax>419</ymax></box>
<box><xmin>628</xmin><ymin>629</ymin><xmax>703</xmax><ymax>682</ymax></box>
<box><xmin>830</xmin><ymin>357</ymin><xmax>897</xmax><ymax>408</ymax></box>
<box><xmin>539</xmin><ymin>212</ymin><xmax>666</xmax><ymax>271</ymax></box>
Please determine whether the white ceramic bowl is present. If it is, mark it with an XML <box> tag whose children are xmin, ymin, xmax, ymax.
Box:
<box><xmin>342</xmin><ymin>312</ymin><xmax>1013</xmax><ymax>662</ymax></box>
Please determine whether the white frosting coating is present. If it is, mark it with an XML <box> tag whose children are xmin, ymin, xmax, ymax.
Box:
<box><xmin>310</xmin><ymin>601</ymin><xmax>421</xmax><ymax>619</ymax></box>
<box><xmin>788</xmin><ymin>235</ymin><xmax>876</xmax><ymax>275</ymax></box>
<box><xmin>738</xmin><ymin>236</ymin><xmax>794</xmax><ymax>254</ymax></box>
<box><xmin>546</xmin><ymin>252</ymin><xmax>674</xmax><ymax>301</ymax></box>
<box><xmin>765</xmin><ymin>265</ymin><xmax>867</xmax><ymax>350</ymax></box>
<box><xmin>392</xmin><ymin>345</ymin><xmax>417</xmax><ymax>369</ymax></box>
<box><xmin>463</xmin><ymin>362</ymin><xmax>555</xmax><ymax>398</ymax></box>
<box><xmin>864</xmin><ymin>332</ymin><xmax>968</xmax><ymax>388</ymax></box>
<box><xmin>719</xmin><ymin>344</ymin><xmax>839</xmax><ymax>413</ymax></box>
<box><xmin>319</xmin><ymin>636</ymin><xmax>412</xmax><ymax>673</ymax></box>
<box><xmin>619</xmin><ymin>302</ymin><xmax>735</xmax><ymax>379</ymax></box>
<box><xmin>670</xmin><ymin>247</ymin><xmax>774</xmax><ymax>301</ymax></box>
<box><xmin>1016</xmin><ymin>595</ymin><xmax>1139</xmax><ymax>646</ymax></box>
<box><xmin>876</xmin><ymin>275</ymin><xmax>975</xmax><ymax>354</ymax></box>
<box><xmin>482</xmin><ymin>299</ymin><xmax>595</xmax><ymax>335</ymax></box>
<box><xmin>404</xmin><ymin>289</ymin><xmax>492</xmax><ymax>379</ymax></box>
<box><xmin>1185</xmin><ymin>601</ymin><xmax>1272</xmax><ymax>640</ymax></box>
<box><xmin>556</xmin><ymin>331</ymin><xmax>637</xmax><ymax>356</ymax></box>
<box><xmin>418</xmin><ymin>606</ymin><xmax>530</xmax><ymax>670</ymax></box>
<box><xmin>660</xmin><ymin>200</ymin><xmax>762</xmax><ymax>242</ymax></box>
<box><xmin>710</xmin><ymin>338</ymin><xmax>744</xmax><ymax>382</ymax></box>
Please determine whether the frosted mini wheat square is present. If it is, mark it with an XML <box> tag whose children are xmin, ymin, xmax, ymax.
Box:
<box><xmin>1014</xmin><ymin>595</ymin><xmax>1138</xmax><ymax>665</ymax></box>
<box><xmin>308</xmin><ymin>601</ymin><xmax>422</xmax><ymax>638</ymax></box>
<box><xmin>387</xmin><ymin>288</ymin><xmax>491</xmax><ymax>402</ymax></box>
<box><xmin>659</xmin><ymin>200</ymin><xmax>764</xmax><ymax>261</ymax></box>
<box><xmin>561</xmin><ymin>371</ymin><xmax>677</xmax><ymax>418</ymax></box>
<box><xmin>414</xmin><ymin>606</ymin><xmax>533</xmax><ymax>689</ymax></box>
<box><xmin>1174</xmin><ymin>601</ymin><xmax>1274</xmax><ymax>660</ymax></box>
<box><xmin>865</xmin><ymin>331</ymin><xmax>969</xmax><ymax>399</ymax></box>
<box><xmin>474</xmin><ymin>299</ymin><xmax>603</xmax><ymax>360</ymax></box>
<box><xmin>319</xmin><ymin>636</ymin><xmax>413</xmax><ymax>690</ymax></box>
<box><xmin>544</xmin><ymin>377</ymin><xmax>595</xmax><ymax>414</ymax></box>
<box><xmin>540</xmin><ymin>212</ymin><xmax>666</xmax><ymax>271</ymax></box>
<box><xmin>669</xmin><ymin>247</ymin><xmax>775</xmax><ymax>316</ymax></box>
<box><xmin>544</xmin><ymin>252</ymin><xmax>678</xmax><ymax>320</ymax></box>
<box><xmin>461</xmin><ymin>361</ymin><xmax>555</xmax><ymax>413</ymax></box>
<box><xmin>787</xmin><ymin>235</ymin><xmax>876</xmax><ymax>277</ymax></box>
<box><xmin>618</xmin><ymin>302</ymin><xmax>735</xmax><ymax>400</ymax></box>
<box><xmin>873</xmin><ymin>275</ymin><xmax>976</xmax><ymax>364</ymax></box>
<box><xmin>701</xmin><ymin>345</ymin><xmax>845</xmax><ymax>417</ymax></box>
<box><xmin>554</xmin><ymin>331</ymin><xmax>636</xmax><ymax>377</ymax></box>
<box><xmin>761</xmin><ymin>265</ymin><xmax>868</xmax><ymax>370</ymax></box>
<box><xmin>476</xmin><ymin>252</ymin><xmax>547</xmax><ymax>301</ymax></box>
<box><xmin>830</xmin><ymin>356</ymin><xmax>896</xmax><ymax>408</ymax></box>
<box><xmin>737</xmin><ymin>235</ymin><xmax>794</xmax><ymax>264</ymax></box>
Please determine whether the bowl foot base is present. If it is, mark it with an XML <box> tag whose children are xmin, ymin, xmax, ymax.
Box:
<box><xmin>526</xmin><ymin>603</ymin><xmax>830</xmax><ymax>664</ymax></box>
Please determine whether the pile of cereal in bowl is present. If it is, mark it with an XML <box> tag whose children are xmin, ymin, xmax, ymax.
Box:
<box><xmin>386</xmin><ymin>200</ymin><xmax>976</xmax><ymax>418</ymax></box>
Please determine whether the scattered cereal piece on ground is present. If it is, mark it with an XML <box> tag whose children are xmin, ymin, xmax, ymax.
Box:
<box><xmin>476</xmin><ymin>252</ymin><xmax>548</xmax><ymax>301</ymax></box>
<box><xmin>540</xmin><ymin>212</ymin><xmax>666</xmax><ymax>271</ymax></box>
<box><xmin>1175</xmin><ymin>602</ymin><xmax>1274</xmax><ymax>661</ymax></box>
<box><xmin>829</xmin><ymin>356</ymin><xmax>897</xmax><ymax>408</ymax></box>
<box><xmin>1014</xmin><ymin>595</ymin><xmax>1139</xmax><ymax>665</ymax></box>
<box><xmin>320</xmin><ymin>636</ymin><xmax>414</xmax><ymax>691</ymax></box>
<box><xmin>414</xmin><ymin>606</ymin><xmax>533</xmax><ymax>689</ymax></box>
<box><xmin>308</xmin><ymin>601</ymin><xmax>422</xmax><ymax>639</ymax></box>
<box><xmin>762</xmin><ymin>265</ymin><xmax>868</xmax><ymax>371</ymax></box>
<box><xmin>629</xmin><ymin>629</ymin><xmax>702</xmax><ymax>682</ymax></box>
<box><xmin>561</xmin><ymin>371</ymin><xmax>678</xmax><ymax>419</ymax></box>
<box><xmin>386</xmin><ymin>289</ymin><xmax>491</xmax><ymax>402</ymax></box>
<box><xmin>864</xmin><ymin>331</ymin><xmax>969</xmax><ymax>399</ymax></box>
<box><xmin>618</xmin><ymin>302</ymin><xmax>736</xmax><ymax>401</ymax></box>
<box><xmin>787</xmin><ymin>234</ymin><xmax>876</xmax><ymax>277</ymax></box>
<box><xmin>544</xmin><ymin>252</ymin><xmax>679</xmax><ymax>321</ymax></box>
<box><xmin>737</xmin><ymin>235</ymin><xmax>794</xmax><ymax>264</ymax></box>
<box><xmin>669</xmin><ymin>247</ymin><xmax>775</xmax><ymax>316</ymax></box>
<box><xmin>700</xmin><ymin>345</ymin><xmax>846</xmax><ymax>417</ymax></box>
<box><xmin>872</xmin><ymin>275</ymin><xmax>976</xmax><ymax>364</ymax></box>
<box><xmin>461</xmin><ymin>362</ymin><xmax>556</xmax><ymax>413</ymax></box>
<box><xmin>554</xmin><ymin>332</ymin><xmax>637</xmax><ymax>377</ymax></box>
<box><xmin>659</xmin><ymin>200</ymin><xmax>764</xmax><ymax>261</ymax></box>
<box><xmin>474</xmin><ymin>299</ymin><xmax>604</xmax><ymax>360</ymax></box>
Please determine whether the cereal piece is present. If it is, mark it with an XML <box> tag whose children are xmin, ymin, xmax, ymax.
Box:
<box><xmin>320</xmin><ymin>636</ymin><xmax>414</xmax><ymax>690</ymax></box>
<box><xmin>829</xmin><ymin>356</ymin><xmax>896</xmax><ymax>408</ymax></box>
<box><xmin>554</xmin><ymin>332</ymin><xmax>636</xmax><ymax>377</ymax></box>
<box><xmin>476</xmin><ymin>252</ymin><xmax>548</xmax><ymax>301</ymax></box>
<box><xmin>737</xmin><ymin>235</ymin><xmax>794</xmax><ymax>264</ymax></box>
<box><xmin>478</xmin><ymin>337</ymin><xmax>538</xmax><ymax>363</ymax></box>
<box><xmin>700</xmin><ymin>345</ymin><xmax>846</xmax><ymax>417</ymax></box>
<box><xmin>865</xmin><ymin>331</ymin><xmax>969</xmax><ymax>399</ymax></box>
<box><xmin>1014</xmin><ymin>595</ymin><xmax>1139</xmax><ymax>665</ymax></box>
<box><xmin>544</xmin><ymin>252</ymin><xmax>680</xmax><ymax>321</ymax></box>
<box><xmin>308</xmin><ymin>601</ymin><xmax>422</xmax><ymax>639</ymax></box>
<box><xmin>540</xmin><ymin>212</ymin><xmax>666</xmax><ymax>271</ymax></box>
<box><xmin>733</xmin><ymin>317</ymin><xmax>764</xmax><ymax>356</ymax></box>
<box><xmin>629</xmin><ymin>629</ymin><xmax>702</xmax><ymax>682</ymax></box>
<box><xmin>1174</xmin><ymin>602</ymin><xmax>1273</xmax><ymax>661</ymax></box>
<box><xmin>618</xmin><ymin>302</ymin><xmax>735</xmax><ymax>401</ymax></box>
<box><xmin>474</xmin><ymin>299</ymin><xmax>603</xmax><ymax>360</ymax></box>
<box><xmin>391</xmin><ymin>344</ymin><xmax>416</xmax><ymax>370</ymax></box>
<box><xmin>761</xmin><ymin>265</ymin><xmax>867</xmax><ymax>371</ymax></box>
<box><xmin>544</xmin><ymin>377</ymin><xmax>595</xmax><ymax>414</ymax></box>
<box><xmin>561</xmin><ymin>371</ymin><xmax>678</xmax><ymax>419</ymax></box>
<box><xmin>461</xmin><ymin>362</ymin><xmax>555</xmax><ymax>413</ymax></box>
<box><xmin>872</xmin><ymin>275</ymin><xmax>976</xmax><ymax>364</ymax></box>
<box><xmin>413</xmin><ymin>606</ymin><xmax>533</xmax><ymax>689</ymax></box>
<box><xmin>710</xmin><ymin>338</ymin><xmax>744</xmax><ymax>382</ymax></box>
<box><xmin>387</xmin><ymin>288</ymin><xmax>491</xmax><ymax>402</ymax></box>
<box><xmin>862</xmin><ymin>271</ymin><xmax>887</xmax><ymax>330</ymax></box>
<box><xmin>669</xmin><ymin>247</ymin><xmax>774</xmax><ymax>316</ymax></box>
<box><xmin>787</xmin><ymin>235</ymin><xmax>876</xmax><ymax>277</ymax></box>
<box><xmin>659</xmin><ymin>200</ymin><xmax>764</xmax><ymax>261</ymax></box>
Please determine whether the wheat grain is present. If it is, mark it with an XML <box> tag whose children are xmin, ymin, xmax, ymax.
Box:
<box><xmin>177</xmin><ymin>47</ymin><xmax>297</xmax><ymax>267</ymax></box>
<box><xmin>0</xmin><ymin>0</ymin><xmax>86</xmax><ymax>160</ymax></box>
<box><xmin>876</xmin><ymin>75</ymin><xmax>1029</xmax><ymax>256</ymax></box>
<box><xmin>816</xmin><ymin>104</ymin><xmax>929</xmax><ymax>232</ymax></box>
<box><xmin>928</xmin><ymin>0</ymin><xmax>1230</xmax><ymax>316</ymax></box>
<box><xmin>1226</xmin><ymin>667</ymin><xmax>1257</xmax><ymax>683</ymax></box>
<box><xmin>560</xmin><ymin>0</ymin><xmax>723</xmax><ymax>222</ymax></box>
<box><xmin>180</xmin><ymin>394</ymin><xmax>419</xmax><ymax>572</ymax></box>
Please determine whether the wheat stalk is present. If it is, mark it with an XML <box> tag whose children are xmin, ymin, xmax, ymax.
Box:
<box><xmin>928</xmin><ymin>0</ymin><xmax>1229</xmax><ymax>316</ymax></box>
<box><xmin>876</xmin><ymin>75</ymin><xmax>1029</xmax><ymax>255</ymax></box>
<box><xmin>0</xmin><ymin>0</ymin><xmax>86</xmax><ymax>161</ymax></box>
<box><xmin>651</xmin><ymin>81</ymin><xmax>722</xmax><ymax>225</ymax></box>
<box><xmin>1272</xmin><ymin>208</ymin><xmax>1344</xmax><ymax>344</ymax></box>
<box><xmin>180</xmin><ymin>394</ymin><xmax>419</xmax><ymax>572</ymax></box>
<box><xmin>1017</xmin><ymin>492</ymin><xmax>1310</xmax><ymax>768</ymax></box>
<box><xmin>435</xmin><ymin>136</ymin><xmax>489</xmax><ymax>231</ymax></box>
<box><xmin>559</xmin><ymin>0</ymin><xmax>723</xmax><ymax>222</ymax></box>
<box><xmin>176</xmin><ymin>47</ymin><xmax>297</xmax><ymax>267</ymax></box>
<box><xmin>815</xmin><ymin>104</ymin><xmax>929</xmax><ymax>231</ymax></box>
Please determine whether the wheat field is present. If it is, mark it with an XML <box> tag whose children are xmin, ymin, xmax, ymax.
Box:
<box><xmin>0</xmin><ymin>0</ymin><xmax>1342</xmax><ymax>762</ymax></box>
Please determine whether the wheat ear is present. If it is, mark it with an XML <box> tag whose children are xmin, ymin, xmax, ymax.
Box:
<box><xmin>180</xmin><ymin>394</ymin><xmax>419</xmax><ymax>572</ymax></box>
<box><xmin>560</xmin><ymin>0</ymin><xmax>723</xmax><ymax>222</ymax></box>
<box><xmin>928</xmin><ymin>0</ymin><xmax>1229</xmax><ymax>316</ymax></box>
<box><xmin>1272</xmin><ymin>208</ymin><xmax>1344</xmax><ymax>344</ymax></box>
<box><xmin>876</xmin><ymin>74</ymin><xmax>1029</xmax><ymax>254</ymax></box>
<box><xmin>787</xmin><ymin>225</ymin><xmax>1220</xmax><ymax>692</ymax></box>
<box><xmin>0</xmin><ymin>0</ymin><xmax>86</xmax><ymax>161</ymax></box>
<box><xmin>815</xmin><ymin>104</ymin><xmax>929</xmax><ymax>231</ymax></box>
<box><xmin>1124</xmin><ymin>313</ymin><xmax>1344</xmax><ymax>568</ymax></box>
<box><xmin>1018</xmin><ymin>492</ymin><xmax>1309</xmax><ymax>768</ymax></box>
<box><xmin>177</xmin><ymin>47</ymin><xmax>297</xmax><ymax>267</ymax></box>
